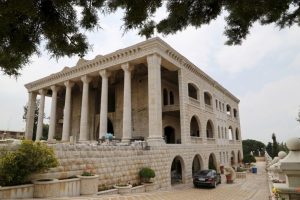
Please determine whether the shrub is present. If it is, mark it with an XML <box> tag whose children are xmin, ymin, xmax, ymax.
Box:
<box><xmin>242</xmin><ymin>154</ymin><xmax>256</xmax><ymax>164</ymax></box>
<box><xmin>139</xmin><ymin>167</ymin><xmax>155</xmax><ymax>183</ymax></box>
<box><xmin>81</xmin><ymin>171</ymin><xmax>94</xmax><ymax>176</ymax></box>
<box><xmin>0</xmin><ymin>140</ymin><xmax>58</xmax><ymax>186</ymax></box>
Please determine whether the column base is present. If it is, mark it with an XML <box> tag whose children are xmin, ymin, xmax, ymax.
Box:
<box><xmin>146</xmin><ymin>137</ymin><xmax>165</xmax><ymax>146</ymax></box>
<box><xmin>121</xmin><ymin>138</ymin><xmax>131</xmax><ymax>145</ymax></box>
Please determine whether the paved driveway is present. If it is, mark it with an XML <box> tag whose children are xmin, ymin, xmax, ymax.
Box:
<box><xmin>52</xmin><ymin>161</ymin><xmax>270</xmax><ymax>200</ymax></box>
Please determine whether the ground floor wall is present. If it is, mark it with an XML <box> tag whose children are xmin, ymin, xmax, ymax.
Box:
<box><xmin>30</xmin><ymin>143</ymin><xmax>243</xmax><ymax>189</ymax></box>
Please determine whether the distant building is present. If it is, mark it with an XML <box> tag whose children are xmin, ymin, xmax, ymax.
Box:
<box><xmin>0</xmin><ymin>130</ymin><xmax>24</xmax><ymax>139</ymax></box>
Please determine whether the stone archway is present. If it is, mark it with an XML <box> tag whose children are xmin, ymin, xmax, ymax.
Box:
<box><xmin>238</xmin><ymin>150</ymin><xmax>242</xmax><ymax>164</ymax></box>
<box><xmin>208</xmin><ymin>153</ymin><xmax>217</xmax><ymax>170</ymax></box>
<box><xmin>192</xmin><ymin>154</ymin><xmax>203</xmax><ymax>175</ymax></box>
<box><xmin>171</xmin><ymin>156</ymin><xmax>185</xmax><ymax>185</ymax></box>
<box><xmin>231</xmin><ymin>151</ymin><xmax>236</xmax><ymax>166</ymax></box>
<box><xmin>164</xmin><ymin>126</ymin><xmax>175</xmax><ymax>144</ymax></box>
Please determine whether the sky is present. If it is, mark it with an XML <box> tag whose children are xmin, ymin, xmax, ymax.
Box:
<box><xmin>0</xmin><ymin>7</ymin><xmax>299</xmax><ymax>144</ymax></box>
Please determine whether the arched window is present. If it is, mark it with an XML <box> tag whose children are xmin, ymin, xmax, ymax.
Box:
<box><xmin>228</xmin><ymin>126</ymin><xmax>233</xmax><ymax>140</ymax></box>
<box><xmin>190</xmin><ymin>116</ymin><xmax>200</xmax><ymax>137</ymax></box>
<box><xmin>188</xmin><ymin>83</ymin><xmax>198</xmax><ymax>99</ymax></box>
<box><xmin>226</xmin><ymin>104</ymin><xmax>231</xmax><ymax>115</ymax></box>
<box><xmin>206</xmin><ymin>120</ymin><xmax>214</xmax><ymax>138</ymax></box>
<box><xmin>163</xmin><ymin>89</ymin><xmax>168</xmax><ymax>105</ymax></box>
<box><xmin>235</xmin><ymin>128</ymin><xmax>239</xmax><ymax>140</ymax></box>
<box><xmin>170</xmin><ymin>91</ymin><xmax>174</xmax><ymax>105</ymax></box>
<box><xmin>204</xmin><ymin>92</ymin><xmax>212</xmax><ymax>106</ymax></box>
<box><xmin>233</xmin><ymin>109</ymin><xmax>238</xmax><ymax>118</ymax></box>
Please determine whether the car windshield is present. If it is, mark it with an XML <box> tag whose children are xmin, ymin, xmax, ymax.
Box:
<box><xmin>196</xmin><ymin>170</ymin><xmax>212</xmax><ymax>176</ymax></box>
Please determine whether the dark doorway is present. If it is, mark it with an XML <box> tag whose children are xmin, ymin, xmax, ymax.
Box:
<box><xmin>192</xmin><ymin>155</ymin><xmax>203</xmax><ymax>175</ymax></box>
<box><xmin>96</xmin><ymin>118</ymin><xmax>114</xmax><ymax>139</ymax></box>
<box><xmin>164</xmin><ymin>126</ymin><xmax>175</xmax><ymax>144</ymax></box>
<box><xmin>209</xmin><ymin>153</ymin><xmax>217</xmax><ymax>170</ymax></box>
<box><xmin>171</xmin><ymin>156</ymin><xmax>183</xmax><ymax>185</ymax></box>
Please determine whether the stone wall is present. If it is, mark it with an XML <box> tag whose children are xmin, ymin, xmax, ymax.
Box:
<box><xmin>29</xmin><ymin>143</ymin><xmax>243</xmax><ymax>189</ymax></box>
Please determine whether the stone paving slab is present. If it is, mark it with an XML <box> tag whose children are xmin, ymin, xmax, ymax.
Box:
<box><xmin>26</xmin><ymin>162</ymin><xmax>270</xmax><ymax>200</ymax></box>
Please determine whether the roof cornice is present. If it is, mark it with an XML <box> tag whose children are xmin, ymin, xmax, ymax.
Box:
<box><xmin>25</xmin><ymin>37</ymin><xmax>239</xmax><ymax>103</ymax></box>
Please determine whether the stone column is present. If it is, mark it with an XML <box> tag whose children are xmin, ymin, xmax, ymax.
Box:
<box><xmin>25</xmin><ymin>92</ymin><xmax>37</xmax><ymax>140</ymax></box>
<box><xmin>62</xmin><ymin>81</ymin><xmax>74</xmax><ymax>142</ymax></box>
<box><xmin>36</xmin><ymin>89</ymin><xmax>46</xmax><ymax>141</ymax></box>
<box><xmin>79</xmin><ymin>75</ymin><xmax>92</xmax><ymax>142</ymax></box>
<box><xmin>121</xmin><ymin>63</ymin><xmax>134</xmax><ymax>143</ymax></box>
<box><xmin>147</xmin><ymin>54</ymin><xmax>164</xmax><ymax>145</ymax></box>
<box><xmin>48</xmin><ymin>86</ymin><xmax>58</xmax><ymax>141</ymax></box>
<box><xmin>99</xmin><ymin>70</ymin><xmax>111</xmax><ymax>139</ymax></box>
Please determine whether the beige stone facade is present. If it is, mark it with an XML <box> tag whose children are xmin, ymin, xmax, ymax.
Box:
<box><xmin>24</xmin><ymin>37</ymin><xmax>243</xmax><ymax>188</ymax></box>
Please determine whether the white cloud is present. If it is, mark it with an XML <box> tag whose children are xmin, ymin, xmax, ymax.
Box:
<box><xmin>240</xmin><ymin>75</ymin><xmax>300</xmax><ymax>143</ymax></box>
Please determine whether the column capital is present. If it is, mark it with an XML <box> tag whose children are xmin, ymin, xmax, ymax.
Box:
<box><xmin>147</xmin><ymin>54</ymin><xmax>161</xmax><ymax>67</ymax></box>
<box><xmin>121</xmin><ymin>63</ymin><xmax>134</xmax><ymax>72</ymax></box>
<box><xmin>64</xmin><ymin>80</ymin><xmax>75</xmax><ymax>88</ymax></box>
<box><xmin>81</xmin><ymin>75</ymin><xmax>92</xmax><ymax>83</ymax></box>
<box><xmin>50</xmin><ymin>85</ymin><xmax>59</xmax><ymax>93</ymax></box>
<box><xmin>99</xmin><ymin>69</ymin><xmax>111</xmax><ymax>78</ymax></box>
<box><xmin>38</xmin><ymin>89</ymin><xmax>47</xmax><ymax>95</ymax></box>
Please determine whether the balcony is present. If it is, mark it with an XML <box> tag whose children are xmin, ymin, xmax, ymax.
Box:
<box><xmin>229</xmin><ymin>140</ymin><xmax>235</xmax><ymax>145</ymax></box>
<box><xmin>188</xmin><ymin>97</ymin><xmax>200</xmax><ymax>107</ymax></box>
<box><xmin>206</xmin><ymin>138</ymin><xmax>216</xmax><ymax>144</ymax></box>
<box><xmin>162</xmin><ymin>104</ymin><xmax>180</xmax><ymax>112</ymax></box>
<box><xmin>190</xmin><ymin>136</ymin><xmax>203</xmax><ymax>144</ymax></box>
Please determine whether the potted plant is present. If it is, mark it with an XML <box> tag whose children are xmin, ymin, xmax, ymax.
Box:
<box><xmin>139</xmin><ymin>167</ymin><xmax>156</xmax><ymax>192</ymax></box>
<box><xmin>113</xmin><ymin>182</ymin><xmax>132</xmax><ymax>195</ymax></box>
<box><xmin>77</xmin><ymin>170</ymin><xmax>99</xmax><ymax>195</ymax></box>
<box><xmin>0</xmin><ymin>140</ymin><xmax>58</xmax><ymax>199</ymax></box>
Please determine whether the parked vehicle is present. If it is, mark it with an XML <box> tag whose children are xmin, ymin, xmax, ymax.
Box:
<box><xmin>193</xmin><ymin>169</ymin><xmax>221</xmax><ymax>188</ymax></box>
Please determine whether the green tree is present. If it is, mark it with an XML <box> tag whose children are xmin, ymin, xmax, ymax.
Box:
<box><xmin>1</xmin><ymin>0</ymin><xmax>300</xmax><ymax>76</ymax></box>
<box><xmin>242</xmin><ymin>139</ymin><xmax>265</xmax><ymax>157</ymax></box>
<box><xmin>272</xmin><ymin>133</ymin><xmax>279</xmax><ymax>159</ymax></box>
<box><xmin>266</xmin><ymin>142</ymin><xmax>273</xmax><ymax>158</ymax></box>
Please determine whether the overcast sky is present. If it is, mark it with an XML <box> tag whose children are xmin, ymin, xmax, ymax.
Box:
<box><xmin>0</xmin><ymin>8</ymin><xmax>299</xmax><ymax>144</ymax></box>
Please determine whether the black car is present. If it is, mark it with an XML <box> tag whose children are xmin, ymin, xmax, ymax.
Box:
<box><xmin>193</xmin><ymin>169</ymin><xmax>221</xmax><ymax>188</ymax></box>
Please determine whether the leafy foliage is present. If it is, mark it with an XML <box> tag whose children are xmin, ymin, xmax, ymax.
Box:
<box><xmin>242</xmin><ymin>139</ymin><xmax>265</xmax><ymax>157</ymax></box>
<box><xmin>1</xmin><ymin>1</ymin><xmax>300</xmax><ymax>76</ymax></box>
<box><xmin>0</xmin><ymin>140</ymin><xmax>58</xmax><ymax>186</ymax></box>
<box><xmin>242</xmin><ymin>154</ymin><xmax>256</xmax><ymax>164</ymax></box>
<box><xmin>139</xmin><ymin>167</ymin><xmax>155</xmax><ymax>183</ymax></box>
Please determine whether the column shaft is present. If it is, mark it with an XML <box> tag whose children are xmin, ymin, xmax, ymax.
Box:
<box><xmin>25</xmin><ymin>92</ymin><xmax>37</xmax><ymax>140</ymax></box>
<box><xmin>36</xmin><ymin>90</ymin><xmax>46</xmax><ymax>141</ymax></box>
<box><xmin>121</xmin><ymin>63</ymin><xmax>133</xmax><ymax>143</ymax></box>
<box><xmin>48</xmin><ymin>86</ymin><xmax>58</xmax><ymax>141</ymax></box>
<box><xmin>147</xmin><ymin>54</ymin><xmax>163</xmax><ymax>144</ymax></box>
<box><xmin>99</xmin><ymin>70</ymin><xmax>110</xmax><ymax>139</ymax></box>
<box><xmin>62</xmin><ymin>81</ymin><xmax>74</xmax><ymax>141</ymax></box>
<box><xmin>79</xmin><ymin>76</ymin><xmax>92</xmax><ymax>141</ymax></box>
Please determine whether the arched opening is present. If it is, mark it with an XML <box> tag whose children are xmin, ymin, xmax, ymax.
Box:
<box><xmin>171</xmin><ymin>156</ymin><xmax>185</xmax><ymax>185</ymax></box>
<box><xmin>208</xmin><ymin>153</ymin><xmax>217</xmax><ymax>170</ymax></box>
<box><xmin>204</xmin><ymin>92</ymin><xmax>212</xmax><ymax>106</ymax></box>
<box><xmin>169</xmin><ymin>91</ymin><xmax>174</xmax><ymax>105</ymax></box>
<box><xmin>228</xmin><ymin>126</ymin><xmax>233</xmax><ymax>140</ymax></box>
<box><xmin>235</xmin><ymin>128</ymin><xmax>239</xmax><ymax>140</ymax></box>
<box><xmin>163</xmin><ymin>89</ymin><xmax>168</xmax><ymax>105</ymax></box>
<box><xmin>164</xmin><ymin>126</ymin><xmax>175</xmax><ymax>144</ymax></box>
<box><xmin>231</xmin><ymin>151</ymin><xmax>236</xmax><ymax>167</ymax></box>
<box><xmin>188</xmin><ymin>83</ymin><xmax>198</xmax><ymax>99</ymax></box>
<box><xmin>238</xmin><ymin>150</ymin><xmax>242</xmax><ymax>164</ymax></box>
<box><xmin>192</xmin><ymin>154</ymin><xmax>203</xmax><ymax>175</ymax></box>
<box><xmin>226</xmin><ymin>104</ymin><xmax>231</xmax><ymax>115</ymax></box>
<box><xmin>206</xmin><ymin>120</ymin><xmax>214</xmax><ymax>138</ymax></box>
<box><xmin>233</xmin><ymin>109</ymin><xmax>238</xmax><ymax>118</ymax></box>
<box><xmin>190</xmin><ymin>116</ymin><xmax>200</xmax><ymax>137</ymax></box>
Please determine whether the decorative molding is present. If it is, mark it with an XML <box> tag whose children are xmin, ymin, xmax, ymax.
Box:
<box><xmin>24</xmin><ymin>37</ymin><xmax>239</xmax><ymax>103</ymax></box>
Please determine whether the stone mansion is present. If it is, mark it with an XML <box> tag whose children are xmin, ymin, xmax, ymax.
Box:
<box><xmin>24</xmin><ymin>37</ymin><xmax>243</xmax><ymax>188</ymax></box>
